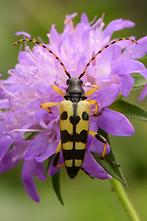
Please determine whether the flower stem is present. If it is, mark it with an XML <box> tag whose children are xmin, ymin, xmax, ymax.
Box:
<box><xmin>110</xmin><ymin>179</ymin><xmax>141</xmax><ymax>221</ymax></box>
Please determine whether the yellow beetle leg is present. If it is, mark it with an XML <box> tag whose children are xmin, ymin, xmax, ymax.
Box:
<box><xmin>51</xmin><ymin>84</ymin><xmax>65</xmax><ymax>97</ymax></box>
<box><xmin>87</xmin><ymin>100</ymin><xmax>99</xmax><ymax>116</ymax></box>
<box><xmin>85</xmin><ymin>85</ymin><xmax>99</xmax><ymax>97</ymax></box>
<box><xmin>40</xmin><ymin>101</ymin><xmax>60</xmax><ymax>112</ymax></box>
<box><xmin>89</xmin><ymin>130</ymin><xmax>108</xmax><ymax>159</ymax></box>
<box><xmin>55</xmin><ymin>142</ymin><xmax>62</xmax><ymax>153</ymax></box>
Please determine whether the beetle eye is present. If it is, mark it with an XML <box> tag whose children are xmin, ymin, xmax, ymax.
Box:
<box><xmin>66</xmin><ymin>79</ymin><xmax>70</xmax><ymax>85</ymax></box>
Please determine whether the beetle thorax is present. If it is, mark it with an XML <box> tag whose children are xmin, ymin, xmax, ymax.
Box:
<box><xmin>64</xmin><ymin>78</ymin><xmax>86</xmax><ymax>102</ymax></box>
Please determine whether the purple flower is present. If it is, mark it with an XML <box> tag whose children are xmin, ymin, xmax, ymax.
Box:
<box><xmin>0</xmin><ymin>13</ymin><xmax>147</xmax><ymax>202</ymax></box>
<box><xmin>139</xmin><ymin>84</ymin><xmax>147</xmax><ymax>100</ymax></box>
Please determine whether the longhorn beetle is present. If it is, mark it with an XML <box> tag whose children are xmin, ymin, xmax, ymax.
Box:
<box><xmin>14</xmin><ymin>37</ymin><xmax>137</xmax><ymax>178</ymax></box>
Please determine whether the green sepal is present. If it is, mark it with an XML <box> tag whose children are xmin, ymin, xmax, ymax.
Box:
<box><xmin>110</xmin><ymin>100</ymin><xmax>147</xmax><ymax>121</ymax></box>
<box><xmin>24</xmin><ymin>131</ymin><xmax>39</xmax><ymax>140</ymax></box>
<box><xmin>132</xmin><ymin>73</ymin><xmax>147</xmax><ymax>90</ymax></box>
<box><xmin>51</xmin><ymin>172</ymin><xmax>64</xmax><ymax>205</ymax></box>
<box><xmin>92</xmin><ymin>129</ymin><xmax>127</xmax><ymax>186</ymax></box>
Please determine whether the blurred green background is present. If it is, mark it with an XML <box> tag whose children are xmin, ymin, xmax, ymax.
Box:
<box><xmin>0</xmin><ymin>0</ymin><xmax>147</xmax><ymax>221</ymax></box>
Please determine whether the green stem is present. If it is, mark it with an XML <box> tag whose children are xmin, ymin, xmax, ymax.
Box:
<box><xmin>111</xmin><ymin>179</ymin><xmax>141</xmax><ymax>221</ymax></box>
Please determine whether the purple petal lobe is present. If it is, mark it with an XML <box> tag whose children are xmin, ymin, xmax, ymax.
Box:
<box><xmin>98</xmin><ymin>108</ymin><xmax>135</xmax><ymax>136</ymax></box>
<box><xmin>22</xmin><ymin>160</ymin><xmax>45</xmax><ymax>202</ymax></box>
<box><xmin>24</xmin><ymin>133</ymin><xmax>49</xmax><ymax>160</ymax></box>
<box><xmin>0</xmin><ymin>99</ymin><xmax>10</xmax><ymax>109</ymax></box>
<box><xmin>96</xmin><ymin>84</ymin><xmax>119</xmax><ymax>108</ymax></box>
<box><xmin>140</xmin><ymin>69</ymin><xmax>147</xmax><ymax>80</ymax></box>
<box><xmin>0</xmin><ymin>134</ymin><xmax>13</xmax><ymax>160</ymax></box>
<box><xmin>16</xmin><ymin>32</ymin><xmax>31</xmax><ymax>38</ymax></box>
<box><xmin>48</xmin><ymin>25</ymin><xmax>60</xmax><ymax>45</ymax></box>
<box><xmin>113</xmin><ymin>60</ymin><xmax>146</xmax><ymax>75</ymax></box>
<box><xmin>0</xmin><ymin>151</ymin><xmax>19</xmax><ymax>173</ymax></box>
<box><xmin>139</xmin><ymin>84</ymin><xmax>147</xmax><ymax>100</ymax></box>
<box><xmin>89</xmin><ymin>135</ymin><xmax>110</xmax><ymax>155</ymax></box>
<box><xmin>82</xmin><ymin>151</ymin><xmax>111</xmax><ymax>179</ymax></box>
<box><xmin>81</xmin><ymin>13</ymin><xmax>89</xmax><ymax>24</ymax></box>
<box><xmin>120</xmin><ymin>75</ymin><xmax>134</xmax><ymax>96</ymax></box>
<box><xmin>48</xmin><ymin>159</ymin><xmax>60</xmax><ymax>176</ymax></box>
<box><xmin>103</xmin><ymin>19</ymin><xmax>135</xmax><ymax>39</ymax></box>
<box><xmin>36</xmin><ymin>140</ymin><xmax>57</xmax><ymax>162</ymax></box>
<box><xmin>123</xmin><ymin>36</ymin><xmax>147</xmax><ymax>59</ymax></box>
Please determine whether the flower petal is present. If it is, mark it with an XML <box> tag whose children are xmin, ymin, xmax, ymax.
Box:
<box><xmin>89</xmin><ymin>135</ymin><xmax>110</xmax><ymax>155</ymax></box>
<box><xmin>24</xmin><ymin>133</ymin><xmax>49</xmax><ymax>160</ymax></box>
<box><xmin>120</xmin><ymin>75</ymin><xmax>134</xmax><ymax>96</ymax></box>
<box><xmin>48</xmin><ymin>25</ymin><xmax>61</xmax><ymax>45</ymax></box>
<box><xmin>36</xmin><ymin>140</ymin><xmax>57</xmax><ymax>162</ymax></box>
<box><xmin>98</xmin><ymin>108</ymin><xmax>135</xmax><ymax>136</ymax></box>
<box><xmin>93</xmin><ymin>45</ymin><xmax>119</xmax><ymax>81</ymax></box>
<box><xmin>22</xmin><ymin>160</ymin><xmax>45</xmax><ymax>202</ymax></box>
<box><xmin>82</xmin><ymin>151</ymin><xmax>111</xmax><ymax>179</ymax></box>
<box><xmin>112</xmin><ymin>60</ymin><xmax>146</xmax><ymax>75</ymax></box>
<box><xmin>94</xmin><ymin>84</ymin><xmax>119</xmax><ymax>108</ymax></box>
<box><xmin>103</xmin><ymin>19</ymin><xmax>135</xmax><ymax>39</ymax></box>
<box><xmin>0</xmin><ymin>99</ymin><xmax>10</xmax><ymax>109</ymax></box>
<box><xmin>139</xmin><ymin>84</ymin><xmax>147</xmax><ymax>100</ymax></box>
<box><xmin>123</xmin><ymin>36</ymin><xmax>147</xmax><ymax>59</ymax></box>
<box><xmin>0</xmin><ymin>134</ymin><xmax>13</xmax><ymax>160</ymax></box>
<box><xmin>16</xmin><ymin>31</ymin><xmax>31</xmax><ymax>38</ymax></box>
<box><xmin>0</xmin><ymin>151</ymin><xmax>19</xmax><ymax>173</ymax></box>
<box><xmin>81</xmin><ymin>13</ymin><xmax>89</xmax><ymax>24</ymax></box>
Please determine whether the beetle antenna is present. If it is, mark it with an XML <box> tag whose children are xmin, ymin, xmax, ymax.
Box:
<box><xmin>13</xmin><ymin>37</ymin><xmax>71</xmax><ymax>78</ymax></box>
<box><xmin>79</xmin><ymin>37</ymin><xmax>137</xmax><ymax>79</ymax></box>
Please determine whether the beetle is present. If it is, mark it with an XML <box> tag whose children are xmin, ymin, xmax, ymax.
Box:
<box><xmin>14</xmin><ymin>37</ymin><xmax>137</xmax><ymax>178</ymax></box>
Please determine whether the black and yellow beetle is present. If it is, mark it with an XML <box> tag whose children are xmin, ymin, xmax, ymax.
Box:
<box><xmin>14</xmin><ymin>37</ymin><xmax>136</xmax><ymax>178</ymax></box>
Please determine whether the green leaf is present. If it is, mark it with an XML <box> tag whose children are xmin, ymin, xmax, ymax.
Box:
<box><xmin>51</xmin><ymin>172</ymin><xmax>64</xmax><ymax>205</ymax></box>
<box><xmin>92</xmin><ymin>152</ymin><xmax>127</xmax><ymax>186</ymax></box>
<box><xmin>91</xmin><ymin>129</ymin><xmax>127</xmax><ymax>186</ymax></box>
<box><xmin>132</xmin><ymin>73</ymin><xmax>147</xmax><ymax>89</ymax></box>
<box><xmin>110</xmin><ymin>100</ymin><xmax>147</xmax><ymax>121</ymax></box>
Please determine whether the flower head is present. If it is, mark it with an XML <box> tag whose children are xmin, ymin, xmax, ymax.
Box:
<box><xmin>0</xmin><ymin>13</ymin><xmax>147</xmax><ymax>202</ymax></box>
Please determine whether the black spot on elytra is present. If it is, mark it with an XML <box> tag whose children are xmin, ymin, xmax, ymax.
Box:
<box><xmin>61</xmin><ymin>130</ymin><xmax>88</xmax><ymax>144</ymax></box>
<box><xmin>79</xmin><ymin>130</ymin><xmax>88</xmax><ymax>143</ymax></box>
<box><xmin>60</xmin><ymin>111</ymin><xmax>68</xmax><ymax>120</ymax></box>
<box><xmin>70</xmin><ymin>116</ymin><xmax>81</xmax><ymax>126</ymax></box>
<box><xmin>61</xmin><ymin>130</ymin><xmax>71</xmax><ymax>143</ymax></box>
<box><xmin>62</xmin><ymin>149</ymin><xmax>85</xmax><ymax>160</ymax></box>
<box><xmin>82</xmin><ymin>111</ymin><xmax>89</xmax><ymax>120</ymax></box>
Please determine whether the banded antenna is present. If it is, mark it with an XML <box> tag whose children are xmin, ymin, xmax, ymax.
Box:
<box><xmin>79</xmin><ymin>37</ymin><xmax>137</xmax><ymax>79</ymax></box>
<box><xmin>13</xmin><ymin>38</ymin><xmax>71</xmax><ymax>78</ymax></box>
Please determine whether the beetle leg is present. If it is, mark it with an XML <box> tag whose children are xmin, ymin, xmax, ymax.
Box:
<box><xmin>53</xmin><ymin>142</ymin><xmax>64</xmax><ymax>168</ymax></box>
<box><xmin>40</xmin><ymin>101</ymin><xmax>60</xmax><ymax>112</ymax></box>
<box><xmin>51</xmin><ymin>84</ymin><xmax>65</xmax><ymax>97</ymax></box>
<box><xmin>85</xmin><ymin>85</ymin><xmax>99</xmax><ymax>97</ymax></box>
<box><xmin>87</xmin><ymin>100</ymin><xmax>99</xmax><ymax>116</ymax></box>
<box><xmin>89</xmin><ymin>130</ymin><xmax>108</xmax><ymax>159</ymax></box>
